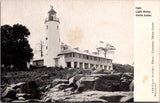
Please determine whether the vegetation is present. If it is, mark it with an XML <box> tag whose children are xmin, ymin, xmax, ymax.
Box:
<box><xmin>1</xmin><ymin>67</ymin><xmax>82</xmax><ymax>90</ymax></box>
<box><xmin>113</xmin><ymin>63</ymin><xmax>134</xmax><ymax>73</ymax></box>
<box><xmin>1</xmin><ymin>24</ymin><xmax>33</xmax><ymax>70</ymax></box>
<box><xmin>96</xmin><ymin>41</ymin><xmax>116</xmax><ymax>57</ymax></box>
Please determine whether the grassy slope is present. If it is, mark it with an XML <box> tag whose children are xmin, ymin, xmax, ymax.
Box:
<box><xmin>1</xmin><ymin>67</ymin><xmax>80</xmax><ymax>88</ymax></box>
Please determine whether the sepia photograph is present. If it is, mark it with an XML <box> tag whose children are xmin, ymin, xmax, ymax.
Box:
<box><xmin>1</xmin><ymin>0</ymin><xmax>134</xmax><ymax>102</ymax></box>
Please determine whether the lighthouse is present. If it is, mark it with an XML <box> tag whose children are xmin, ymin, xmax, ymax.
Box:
<box><xmin>44</xmin><ymin>6</ymin><xmax>61</xmax><ymax>67</ymax></box>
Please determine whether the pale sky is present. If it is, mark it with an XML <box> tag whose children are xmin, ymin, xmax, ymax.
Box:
<box><xmin>1</xmin><ymin>0</ymin><xmax>134</xmax><ymax>65</ymax></box>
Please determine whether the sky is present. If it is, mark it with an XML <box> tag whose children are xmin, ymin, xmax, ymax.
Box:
<box><xmin>1</xmin><ymin>0</ymin><xmax>134</xmax><ymax>65</ymax></box>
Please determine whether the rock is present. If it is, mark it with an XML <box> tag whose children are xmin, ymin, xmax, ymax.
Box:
<box><xmin>82</xmin><ymin>69</ymin><xmax>92</xmax><ymax>76</ymax></box>
<box><xmin>16</xmin><ymin>82</ymin><xmax>26</xmax><ymax>88</ymax></box>
<box><xmin>16</xmin><ymin>93</ymin><xmax>31</xmax><ymax>99</ymax></box>
<box><xmin>45</xmin><ymin>85</ymin><xmax>51</xmax><ymax>91</ymax></box>
<box><xmin>99</xmin><ymin>95</ymin><xmax>124</xmax><ymax>102</ymax></box>
<box><xmin>19</xmin><ymin>81</ymin><xmax>40</xmax><ymax>99</ymax></box>
<box><xmin>68</xmin><ymin>74</ymin><xmax>83</xmax><ymax>89</ymax></box>
<box><xmin>129</xmin><ymin>80</ymin><xmax>134</xmax><ymax>91</ymax></box>
<box><xmin>41</xmin><ymin>74</ymin><xmax>50</xmax><ymax>79</ymax></box>
<box><xmin>10</xmin><ymin>84</ymin><xmax>17</xmax><ymax>90</ymax></box>
<box><xmin>10</xmin><ymin>82</ymin><xmax>26</xmax><ymax>90</ymax></box>
<box><xmin>1</xmin><ymin>98</ymin><xmax>13</xmax><ymax>102</ymax></box>
<box><xmin>54</xmin><ymin>83</ymin><xmax>69</xmax><ymax>90</ymax></box>
<box><xmin>120</xmin><ymin>96</ymin><xmax>133</xmax><ymax>102</ymax></box>
<box><xmin>27</xmin><ymin>99</ymin><xmax>41</xmax><ymax>102</ymax></box>
<box><xmin>119</xmin><ymin>80</ymin><xmax>130</xmax><ymax>91</ymax></box>
<box><xmin>2</xmin><ymin>87</ymin><xmax>17</xmax><ymax>99</ymax></box>
<box><xmin>51</xmin><ymin>79</ymin><xmax>69</xmax><ymax>88</ymax></box>
<box><xmin>77</xmin><ymin>76</ymin><xmax>96</xmax><ymax>92</ymax></box>
<box><xmin>18</xmin><ymin>97</ymin><xmax>25</xmax><ymax>100</ymax></box>
<box><xmin>94</xmin><ymin>74</ymin><xmax>121</xmax><ymax>91</ymax></box>
<box><xmin>43</xmin><ymin>97</ymin><xmax>51</xmax><ymax>102</ymax></box>
<box><xmin>12</xmin><ymin>100</ymin><xmax>27</xmax><ymax>102</ymax></box>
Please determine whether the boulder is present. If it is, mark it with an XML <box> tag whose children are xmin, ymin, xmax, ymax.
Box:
<box><xmin>16</xmin><ymin>93</ymin><xmax>31</xmax><ymax>99</ymax></box>
<box><xmin>10</xmin><ymin>82</ymin><xmax>26</xmax><ymax>90</ymax></box>
<box><xmin>19</xmin><ymin>81</ymin><xmax>40</xmax><ymax>99</ymax></box>
<box><xmin>99</xmin><ymin>95</ymin><xmax>124</xmax><ymax>102</ymax></box>
<box><xmin>27</xmin><ymin>99</ymin><xmax>41</xmax><ymax>102</ymax></box>
<box><xmin>54</xmin><ymin>83</ymin><xmax>69</xmax><ymax>90</ymax></box>
<box><xmin>1</xmin><ymin>98</ymin><xmax>13</xmax><ymax>102</ymax></box>
<box><xmin>94</xmin><ymin>74</ymin><xmax>121</xmax><ymax>91</ymax></box>
<box><xmin>119</xmin><ymin>79</ymin><xmax>130</xmax><ymax>91</ymax></box>
<box><xmin>12</xmin><ymin>100</ymin><xmax>27</xmax><ymax>102</ymax></box>
<box><xmin>43</xmin><ymin>97</ymin><xmax>52</xmax><ymax>102</ymax></box>
<box><xmin>129</xmin><ymin>80</ymin><xmax>134</xmax><ymax>91</ymax></box>
<box><xmin>77</xmin><ymin>76</ymin><xmax>96</xmax><ymax>92</ymax></box>
<box><xmin>51</xmin><ymin>79</ymin><xmax>69</xmax><ymax>88</ymax></box>
<box><xmin>45</xmin><ymin>84</ymin><xmax>51</xmax><ymax>91</ymax></box>
<box><xmin>120</xmin><ymin>96</ymin><xmax>133</xmax><ymax>102</ymax></box>
<box><xmin>18</xmin><ymin>97</ymin><xmax>25</xmax><ymax>100</ymax></box>
<box><xmin>2</xmin><ymin>87</ymin><xmax>17</xmax><ymax>99</ymax></box>
<box><xmin>69</xmin><ymin>74</ymin><xmax>83</xmax><ymax>89</ymax></box>
<box><xmin>41</xmin><ymin>74</ymin><xmax>50</xmax><ymax>79</ymax></box>
<box><xmin>16</xmin><ymin>82</ymin><xmax>26</xmax><ymax>88</ymax></box>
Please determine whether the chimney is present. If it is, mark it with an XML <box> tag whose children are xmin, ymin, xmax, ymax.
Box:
<box><xmin>74</xmin><ymin>47</ymin><xmax>79</xmax><ymax>51</ymax></box>
<box><xmin>92</xmin><ymin>52</ymin><xmax>98</xmax><ymax>55</ymax></box>
<box><xmin>84</xmin><ymin>50</ymin><xmax>89</xmax><ymax>53</ymax></box>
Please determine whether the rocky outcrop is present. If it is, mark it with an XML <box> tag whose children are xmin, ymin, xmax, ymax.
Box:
<box><xmin>1</xmin><ymin>87</ymin><xmax>17</xmax><ymax>99</ymax></box>
<box><xmin>119</xmin><ymin>74</ymin><xmax>133</xmax><ymax>91</ymax></box>
<box><xmin>1</xmin><ymin>81</ymin><xmax>40</xmax><ymax>102</ymax></box>
<box><xmin>19</xmin><ymin>81</ymin><xmax>40</xmax><ymax>99</ymax></box>
<box><xmin>77</xmin><ymin>76</ymin><xmax>97</xmax><ymax>92</ymax></box>
<box><xmin>94</xmin><ymin>74</ymin><xmax>120</xmax><ymax>91</ymax></box>
<box><xmin>129</xmin><ymin>80</ymin><xmax>134</xmax><ymax>91</ymax></box>
<box><xmin>51</xmin><ymin>79</ymin><xmax>69</xmax><ymax>88</ymax></box>
<box><xmin>42</xmin><ymin>74</ymin><xmax>133</xmax><ymax>102</ymax></box>
<box><xmin>43</xmin><ymin>89</ymin><xmax>133</xmax><ymax>102</ymax></box>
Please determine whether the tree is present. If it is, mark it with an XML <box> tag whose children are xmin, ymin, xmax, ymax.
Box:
<box><xmin>113</xmin><ymin>63</ymin><xmax>134</xmax><ymax>73</ymax></box>
<box><xmin>1</xmin><ymin>24</ymin><xmax>33</xmax><ymax>70</ymax></box>
<box><xmin>40</xmin><ymin>40</ymin><xmax>44</xmax><ymax>57</ymax></box>
<box><xmin>96</xmin><ymin>41</ymin><xmax>116</xmax><ymax>57</ymax></box>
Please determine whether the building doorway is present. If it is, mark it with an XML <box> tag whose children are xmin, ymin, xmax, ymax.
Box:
<box><xmin>66</xmin><ymin>62</ymin><xmax>71</xmax><ymax>68</ymax></box>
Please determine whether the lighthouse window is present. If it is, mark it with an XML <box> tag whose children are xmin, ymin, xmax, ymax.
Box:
<box><xmin>46</xmin><ymin>46</ymin><xmax>48</xmax><ymax>49</ymax></box>
<box><xmin>57</xmin><ymin>26</ymin><xmax>59</xmax><ymax>30</ymax></box>
<box><xmin>46</xmin><ymin>25</ymin><xmax>48</xmax><ymax>29</ymax></box>
<box><xmin>46</xmin><ymin>37</ymin><xmax>48</xmax><ymax>40</ymax></box>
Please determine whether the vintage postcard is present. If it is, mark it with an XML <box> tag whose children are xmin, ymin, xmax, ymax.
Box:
<box><xmin>1</xmin><ymin>0</ymin><xmax>159</xmax><ymax>102</ymax></box>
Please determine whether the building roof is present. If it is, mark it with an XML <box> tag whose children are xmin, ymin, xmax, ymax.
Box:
<box><xmin>48</xmin><ymin>5</ymin><xmax>56</xmax><ymax>14</ymax></box>
<box><xmin>58</xmin><ymin>47</ymin><xmax>112</xmax><ymax>60</ymax></box>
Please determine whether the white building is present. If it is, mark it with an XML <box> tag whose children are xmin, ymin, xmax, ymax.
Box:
<box><xmin>33</xmin><ymin>6</ymin><xmax>113</xmax><ymax>70</ymax></box>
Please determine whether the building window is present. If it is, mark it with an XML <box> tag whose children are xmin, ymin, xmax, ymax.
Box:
<box><xmin>46</xmin><ymin>37</ymin><xmax>48</xmax><ymax>40</ymax></box>
<box><xmin>57</xmin><ymin>26</ymin><xmax>59</xmax><ymax>30</ymax></box>
<box><xmin>94</xmin><ymin>57</ymin><xmax>97</xmax><ymax>61</ymax></box>
<box><xmin>83</xmin><ymin>55</ymin><xmax>87</xmax><ymax>59</ymax></box>
<box><xmin>74</xmin><ymin>62</ymin><xmax>78</xmax><ymax>68</ymax></box>
<box><xmin>46</xmin><ymin>25</ymin><xmax>48</xmax><ymax>29</ymax></box>
<box><xmin>104</xmin><ymin>66</ymin><xmax>107</xmax><ymax>70</ymax></box>
<box><xmin>87</xmin><ymin>56</ymin><xmax>89</xmax><ymax>59</ymax></box>
<box><xmin>73</xmin><ymin>53</ymin><xmax>75</xmax><ymax>57</ymax></box>
<box><xmin>66</xmin><ymin>62</ymin><xmax>71</xmax><ymax>68</ymax></box>
<box><xmin>90</xmin><ymin>56</ymin><xmax>93</xmax><ymax>60</ymax></box>
<box><xmin>79</xmin><ymin>62</ymin><xmax>83</xmax><ymax>68</ymax></box>
<box><xmin>69</xmin><ymin>53</ymin><xmax>72</xmax><ymax>57</ymax></box>
<box><xmin>46</xmin><ymin>46</ymin><xmax>48</xmax><ymax>49</ymax></box>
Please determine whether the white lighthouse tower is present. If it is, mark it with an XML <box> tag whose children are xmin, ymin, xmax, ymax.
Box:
<box><xmin>44</xmin><ymin>6</ymin><xmax>60</xmax><ymax>67</ymax></box>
